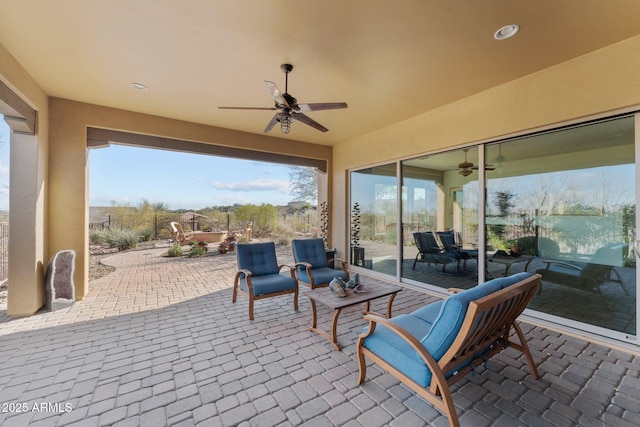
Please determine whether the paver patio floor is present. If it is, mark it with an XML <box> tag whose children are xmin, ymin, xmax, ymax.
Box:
<box><xmin>0</xmin><ymin>242</ymin><xmax>638</xmax><ymax>426</ymax></box>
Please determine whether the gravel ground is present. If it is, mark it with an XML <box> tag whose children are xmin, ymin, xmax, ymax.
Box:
<box><xmin>0</xmin><ymin>245</ymin><xmax>120</xmax><ymax>308</ymax></box>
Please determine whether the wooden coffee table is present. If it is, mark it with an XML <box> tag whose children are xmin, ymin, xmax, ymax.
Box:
<box><xmin>303</xmin><ymin>281</ymin><xmax>402</xmax><ymax>350</ymax></box>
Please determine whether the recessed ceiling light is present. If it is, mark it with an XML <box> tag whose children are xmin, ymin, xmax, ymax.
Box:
<box><xmin>494</xmin><ymin>24</ymin><xmax>519</xmax><ymax>40</ymax></box>
<box><xmin>130</xmin><ymin>83</ymin><xmax>148</xmax><ymax>91</ymax></box>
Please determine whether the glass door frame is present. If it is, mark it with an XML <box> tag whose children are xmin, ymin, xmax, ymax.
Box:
<box><xmin>347</xmin><ymin>111</ymin><xmax>639</xmax><ymax>347</ymax></box>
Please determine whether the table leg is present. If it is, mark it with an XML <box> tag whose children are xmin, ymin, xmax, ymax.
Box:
<box><xmin>386</xmin><ymin>292</ymin><xmax>398</xmax><ymax>318</ymax></box>
<box><xmin>503</xmin><ymin>264</ymin><xmax>512</xmax><ymax>276</ymax></box>
<box><xmin>309</xmin><ymin>299</ymin><xmax>318</xmax><ymax>329</ymax></box>
<box><xmin>523</xmin><ymin>258</ymin><xmax>533</xmax><ymax>272</ymax></box>
<box><xmin>329</xmin><ymin>308</ymin><xmax>343</xmax><ymax>351</ymax></box>
<box><xmin>307</xmin><ymin>298</ymin><xmax>343</xmax><ymax>351</ymax></box>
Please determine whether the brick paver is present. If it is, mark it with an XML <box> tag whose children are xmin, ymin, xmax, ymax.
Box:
<box><xmin>0</xmin><ymin>242</ymin><xmax>638</xmax><ymax>426</ymax></box>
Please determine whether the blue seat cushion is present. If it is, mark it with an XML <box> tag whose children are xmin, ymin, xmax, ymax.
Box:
<box><xmin>297</xmin><ymin>266</ymin><xmax>348</xmax><ymax>286</ymax></box>
<box><xmin>362</xmin><ymin>272</ymin><xmax>532</xmax><ymax>387</ymax></box>
<box><xmin>239</xmin><ymin>274</ymin><xmax>297</xmax><ymax>296</ymax></box>
<box><xmin>292</xmin><ymin>238</ymin><xmax>328</xmax><ymax>268</ymax></box>
<box><xmin>237</xmin><ymin>242</ymin><xmax>280</xmax><ymax>276</ymax></box>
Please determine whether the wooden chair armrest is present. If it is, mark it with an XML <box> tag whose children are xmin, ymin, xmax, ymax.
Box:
<box><xmin>235</xmin><ymin>269</ymin><xmax>252</xmax><ymax>279</ymax></box>
<box><xmin>328</xmin><ymin>257</ymin><xmax>347</xmax><ymax>271</ymax></box>
<box><xmin>234</xmin><ymin>269</ymin><xmax>254</xmax><ymax>293</ymax></box>
<box><xmin>278</xmin><ymin>264</ymin><xmax>296</xmax><ymax>277</ymax></box>
<box><xmin>294</xmin><ymin>261</ymin><xmax>312</xmax><ymax>269</ymax></box>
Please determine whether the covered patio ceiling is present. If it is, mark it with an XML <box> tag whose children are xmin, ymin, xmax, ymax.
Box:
<box><xmin>2</xmin><ymin>1</ymin><xmax>640</xmax><ymax>146</ymax></box>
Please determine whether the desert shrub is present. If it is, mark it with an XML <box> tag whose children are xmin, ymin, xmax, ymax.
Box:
<box><xmin>271</xmin><ymin>226</ymin><xmax>294</xmax><ymax>246</ymax></box>
<box><xmin>188</xmin><ymin>241</ymin><xmax>208</xmax><ymax>257</ymax></box>
<box><xmin>234</xmin><ymin>204</ymin><xmax>277</xmax><ymax>237</ymax></box>
<box><xmin>167</xmin><ymin>245</ymin><xmax>183</xmax><ymax>257</ymax></box>
<box><xmin>111</xmin><ymin>229</ymin><xmax>140</xmax><ymax>251</ymax></box>
<box><xmin>89</xmin><ymin>229</ymin><xmax>108</xmax><ymax>245</ymax></box>
<box><xmin>138</xmin><ymin>228</ymin><xmax>154</xmax><ymax>242</ymax></box>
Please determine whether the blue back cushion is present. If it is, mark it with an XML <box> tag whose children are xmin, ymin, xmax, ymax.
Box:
<box><xmin>236</xmin><ymin>242</ymin><xmax>279</xmax><ymax>277</ymax></box>
<box><xmin>420</xmin><ymin>272</ymin><xmax>532</xmax><ymax>360</ymax></box>
<box><xmin>292</xmin><ymin>238</ymin><xmax>328</xmax><ymax>269</ymax></box>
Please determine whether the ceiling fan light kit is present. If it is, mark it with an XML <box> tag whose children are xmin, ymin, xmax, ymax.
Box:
<box><xmin>219</xmin><ymin>63</ymin><xmax>348</xmax><ymax>134</ymax></box>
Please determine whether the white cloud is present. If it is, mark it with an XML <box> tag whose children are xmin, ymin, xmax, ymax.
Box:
<box><xmin>0</xmin><ymin>161</ymin><xmax>8</xmax><ymax>175</ymax></box>
<box><xmin>209</xmin><ymin>179</ymin><xmax>289</xmax><ymax>193</ymax></box>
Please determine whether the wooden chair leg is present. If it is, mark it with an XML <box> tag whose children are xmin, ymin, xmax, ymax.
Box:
<box><xmin>248</xmin><ymin>295</ymin><xmax>254</xmax><ymax>321</ymax></box>
<box><xmin>232</xmin><ymin>281</ymin><xmax>238</xmax><ymax>303</ymax></box>
<box><xmin>512</xmin><ymin>322</ymin><xmax>540</xmax><ymax>379</ymax></box>
<box><xmin>356</xmin><ymin>340</ymin><xmax>367</xmax><ymax>384</ymax></box>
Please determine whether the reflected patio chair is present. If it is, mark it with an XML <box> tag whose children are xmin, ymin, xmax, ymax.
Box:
<box><xmin>232</xmin><ymin>241</ymin><xmax>298</xmax><ymax>320</ymax></box>
<box><xmin>436</xmin><ymin>230</ymin><xmax>478</xmax><ymax>269</ymax></box>
<box><xmin>535</xmin><ymin>243</ymin><xmax>627</xmax><ymax>297</ymax></box>
<box><xmin>291</xmin><ymin>238</ymin><xmax>349</xmax><ymax>289</ymax></box>
<box><xmin>412</xmin><ymin>232</ymin><xmax>459</xmax><ymax>272</ymax></box>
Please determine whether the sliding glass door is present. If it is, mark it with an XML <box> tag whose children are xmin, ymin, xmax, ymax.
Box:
<box><xmin>485</xmin><ymin>116</ymin><xmax>636</xmax><ymax>337</ymax></box>
<box><xmin>400</xmin><ymin>148</ymin><xmax>480</xmax><ymax>289</ymax></box>
<box><xmin>349</xmin><ymin>164</ymin><xmax>398</xmax><ymax>276</ymax></box>
<box><xmin>349</xmin><ymin>113</ymin><xmax>637</xmax><ymax>343</ymax></box>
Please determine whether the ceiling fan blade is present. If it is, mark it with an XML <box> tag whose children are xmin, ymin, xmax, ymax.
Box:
<box><xmin>297</xmin><ymin>102</ymin><xmax>348</xmax><ymax>112</ymax></box>
<box><xmin>294</xmin><ymin>113</ymin><xmax>329</xmax><ymax>132</ymax></box>
<box><xmin>263</xmin><ymin>113</ymin><xmax>280</xmax><ymax>133</ymax></box>
<box><xmin>264</xmin><ymin>81</ymin><xmax>289</xmax><ymax>108</ymax></box>
<box><xmin>218</xmin><ymin>106</ymin><xmax>277</xmax><ymax>110</ymax></box>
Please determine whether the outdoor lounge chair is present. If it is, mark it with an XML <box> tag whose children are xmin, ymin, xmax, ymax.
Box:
<box><xmin>233</xmin><ymin>221</ymin><xmax>253</xmax><ymax>241</ymax></box>
<box><xmin>171</xmin><ymin>221</ymin><xmax>195</xmax><ymax>244</ymax></box>
<box><xmin>291</xmin><ymin>238</ymin><xmax>349</xmax><ymax>289</ymax></box>
<box><xmin>412</xmin><ymin>232</ymin><xmax>465</xmax><ymax>272</ymax></box>
<box><xmin>535</xmin><ymin>243</ymin><xmax>627</xmax><ymax>297</ymax></box>
<box><xmin>170</xmin><ymin>222</ymin><xmax>227</xmax><ymax>245</ymax></box>
<box><xmin>436</xmin><ymin>230</ymin><xmax>478</xmax><ymax>266</ymax></box>
<box><xmin>357</xmin><ymin>272</ymin><xmax>541</xmax><ymax>427</ymax></box>
<box><xmin>232</xmin><ymin>241</ymin><xmax>298</xmax><ymax>320</ymax></box>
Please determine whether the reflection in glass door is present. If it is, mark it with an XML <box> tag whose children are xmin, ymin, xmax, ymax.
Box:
<box><xmin>485</xmin><ymin>116</ymin><xmax>636</xmax><ymax>339</ymax></box>
<box><xmin>401</xmin><ymin>148</ymin><xmax>479</xmax><ymax>289</ymax></box>
<box><xmin>350</xmin><ymin>164</ymin><xmax>398</xmax><ymax>276</ymax></box>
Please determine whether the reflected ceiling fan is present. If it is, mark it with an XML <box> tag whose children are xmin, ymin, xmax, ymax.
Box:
<box><xmin>457</xmin><ymin>149</ymin><xmax>495</xmax><ymax>176</ymax></box>
<box><xmin>218</xmin><ymin>64</ymin><xmax>348</xmax><ymax>134</ymax></box>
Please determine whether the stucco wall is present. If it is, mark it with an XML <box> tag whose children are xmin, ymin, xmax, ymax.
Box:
<box><xmin>331</xmin><ymin>35</ymin><xmax>640</xmax><ymax>259</ymax></box>
<box><xmin>0</xmin><ymin>42</ymin><xmax>49</xmax><ymax>316</ymax></box>
<box><xmin>48</xmin><ymin>98</ymin><xmax>333</xmax><ymax>300</ymax></box>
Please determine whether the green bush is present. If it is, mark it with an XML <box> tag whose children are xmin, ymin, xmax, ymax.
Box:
<box><xmin>167</xmin><ymin>245</ymin><xmax>183</xmax><ymax>257</ymax></box>
<box><xmin>188</xmin><ymin>241</ymin><xmax>208</xmax><ymax>257</ymax></box>
<box><xmin>138</xmin><ymin>228</ymin><xmax>154</xmax><ymax>242</ymax></box>
<box><xmin>91</xmin><ymin>228</ymin><xmax>139</xmax><ymax>251</ymax></box>
<box><xmin>108</xmin><ymin>229</ymin><xmax>140</xmax><ymax>251</ymax></box>
<box><xmin>89</xmin><ymin>229</ymin><xmax>108</xmax><ymax>245</ymax></box>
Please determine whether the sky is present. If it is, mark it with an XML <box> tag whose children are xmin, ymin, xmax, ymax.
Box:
<box><xmin>89</xmin><ymin>144</ymin><xmax>298</xmax><ymax>209</ymax></box>
<box><xmin>0</xmin><ymin>115</ymin><xmax>301</xmax><ymax>211</ymax></box>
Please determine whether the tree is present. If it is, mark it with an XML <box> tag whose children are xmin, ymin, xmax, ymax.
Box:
<box><xmin>234</xmin><ymin>204</ymin><xmax>277</xmax><ymax>237</ymax></box>
<box><xmin>495</xmin><ymin>190</ymin><xmax>515</xmax><ymax>216</ymax></box>
<box><xmin>288</xmin><ymin>166</ymin><xmax>318</xmax><ymax>203</ymax></box>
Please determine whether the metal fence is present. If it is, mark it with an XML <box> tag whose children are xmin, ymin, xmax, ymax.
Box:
<box><xmin>0</xmin><ymin>221</ymin><xmax>8</xmax><ymax>284</ymax></box>
<box><xmin>89</xmin><ymin>211</ymin><xmax>318</xmax><ymax>242</ymax></box>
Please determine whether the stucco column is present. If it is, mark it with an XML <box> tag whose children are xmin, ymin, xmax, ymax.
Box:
<box><xmin>8</xmin><ymin>132</ymin><xmax>45</xmax><ymax>316</ymax></box>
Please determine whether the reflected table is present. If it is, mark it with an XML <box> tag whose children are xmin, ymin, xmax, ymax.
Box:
<box><xmin>488</xmin><ymin>255</ymin><xmax>535</xmax><ymax>276</ymax></box>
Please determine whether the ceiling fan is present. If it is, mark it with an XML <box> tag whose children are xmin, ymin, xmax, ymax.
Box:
<box><xmin>457</xmin><ymin>149</ymin><xmax>495</xmax><ymax>176</ymax></box>
<box><xmin>218</xmin><ymin>64</ymin><xmax>348</xmax><ymax>134</ymax></box>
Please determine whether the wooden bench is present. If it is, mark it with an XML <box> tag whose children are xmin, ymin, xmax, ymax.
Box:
<box><xmin>356</xmin><ymin>273</ymin><xmax>541</xmax><ymax>427</ymax></box>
